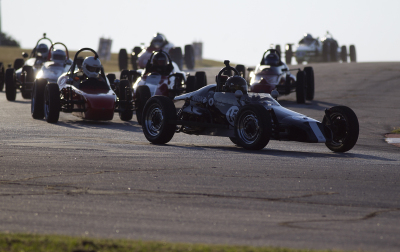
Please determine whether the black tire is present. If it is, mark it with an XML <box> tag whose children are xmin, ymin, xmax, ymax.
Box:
<box><xmin>322</xmin><ymin>42</ymin><xmax>329</xmax><ymax>62</ymax></box>
<box><xmin>21</xmin><ymin>65</ymin><xmax>34</xmax><ymax>99</ymax></box>
<box><xmin>31</xmin><ymin>78</ymin><xmax>47</xmax><ymax>119</ymax></box>
<box><xmin>341</xmin><ymin>46</ymin><xmax>347</xmax><ymax>63</ymax></box>
<box><xmin>44</xmin><ymin>83</ymin><xmax>60</xmax><ymax>123</ymax></box>
<box><xmin>349</xmin><ymin>45</ymin><xmax>356</xmax><ymax>62</ymax></box>
<box><xmin>275</xmin><ymin>45</ymin><xmax>281</xmax><ymax>58</ymax></box>
<box><xmin>135</xmin><ymin>85</ymin><xmax>151</xmax><ymax>125</ymax></box>
<box><xmin>118</xmin><ymin>48</ymin><xmax>128</xmax><ymax>71</ymax></box>
<box><xmin>106</xmin><ymin>73</ymin><xmax>116</xmax><ymax>87</ymax></box>
<box><xmin>118</xmin><ymin>80</ymin><xmax>133</xmax><ymax>121</ymax></box>
<box><xmin>120</xmin><ymin>69</ymin><xmax>130</xmax><ymax>81</ymax></box>
<box><xmin>235</xmin><ymin>64</ymin><xmax>246</xmax><ymax>79</ymax></box>
<box><xmin>285</xmin><ymin>44</ymin><xmax>292</xmax><ymax>64</ymax></box>
<box><xmin>170</xmin><ymin>47</ymin><xmax>183</xmax><ymax>69</ymax></box>
<box><xmin>229</xmin><ymin>137</ymin><xmax>241</xmax><ymax>146</ymax></box>
<box><xmin>296</xmin><ymin>70</ymin><xmax>306</xmax><ymax>104</ymax></box>
<box><xmin>186</xmin><ymin>76</ymin><xmax>196</xmax><ymax>93</ymax></box>
<box><xmin>131</xmin><ymin>46</ymin><xmax>142</xmax><ymax>70</ymax></box>
<box><xmin>13</xmin><ymin>58</ymin><xmax>24</xmax><ymax>70</ymax></box>
<box><xmin>184</xmin><ymin>45</ymin><xmax>195</xmax><ymax>70</ymax></box>
<box><xmin>322</xmin><ymin>106</ymin><xmax>359</xmax><ymax>153</ymax></box>
<box><xmin>304</xmin><ymin>67</ymin><xmax>314</xmax><ymax>101</ymax></box>
<box><xmin>142</xmin><ymin>96</ymin><xmax>177</xmax><ymax>144</ymax></box>
<box><xmin>0</xmin><ymin>63</ymin><xmax>4</xmax><ymax>91</ymax></box>
<box><xmin>5</xmin><ymin>68</ymin><xmax>16</xmax><ymax>101</ymax></box>
<box><xmin>195</xmin><ymin>71</ymin><xmax>207</xmax><ymax>90</ymax></box>
<box><xmin>234</xmin><ymin>104</ymin><xmax>272</xmax><ymax>150</ymax></box>
<box><xmin>330</xmin><ymin>41</ymin><xmax>338</xmax><ymax>62</ymax></box>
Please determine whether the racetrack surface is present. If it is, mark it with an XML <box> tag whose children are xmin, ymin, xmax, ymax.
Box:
<box><xmin>0</xmin><ymin>62</ymin><xmax>399</xmax><ymax>251</ymax></box>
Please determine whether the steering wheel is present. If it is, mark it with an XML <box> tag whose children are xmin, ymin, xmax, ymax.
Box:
<box><xmin>67</xmin><ymin>48</ymin><xmax>104</xmax><ymax>81</ymax></box>
<box><xmin>46</xmin><ymin>42</ymin><xmax>70</xmax><ymax>61</ymax></box>
<box><xmin>215</xmin><ymin>60</ymin><xmax>240</xmax><ymax>92</ymax></box>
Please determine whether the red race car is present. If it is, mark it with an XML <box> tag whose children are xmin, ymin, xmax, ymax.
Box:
<box><xmin>247</xmin><ymin>49</ymin><xmax>315</xmax><ymax>104</ymax></box>
<box><xmin>31</xmin><ymin>48</ymin><xmax>133</xmax><ymax>123</ymax></box>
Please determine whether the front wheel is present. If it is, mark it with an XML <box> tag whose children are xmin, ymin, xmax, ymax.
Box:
<box><xmin>142</xmin><ymin>96</ymin><xmax>177</xmax><ymax>144</ymax></box>
<box><xmin>31</xmin><ymin>78</ymin><xmax>47</xmax><ymax>119</ymax></box>
<box><xmin>304</xmin><ymin>67</ymin><xmax>314</xmax><ymax>101</ymax></box>
<box><xmin>0</xmin><ymin>63</ymin><xmax>4</xmax><ymax>91</ymax></box>
<box><xmin>195</xmin><ymin>71</ymin><xmax>207</xmax><ymax>90</ymax></box>
<box><xmin>44</xmin><ymin>83</ymin><xmax>60</xmax><ymax>123</ymax></box>
<box><xmin>135</xmin><ymin>85</ymin><xmax>151</xmax><ymax>125</ymax></box>
<box><xmin>5</xmin><ymin>68</ymin><xmax>16</xmax><ymax>101</ymax></box>
<box><xmin>235</xmin><ymin>64</ymin><xmax>246</xmax><ymax>79</ymax></box>
<box><xmin>184</xmin><ymin>45</ymin><xmax>195</xmax><ymax>70</ymax></box>
<box><xmin>234</xmin><ymin>104</ymin><xmax>272</xmax><ymax>150</ymax></box>
<box><xmin>323</xmin><ymin>106</ymin><xmax>359</xmax><ymax>152</ymax></box>
<box><xmin>296</xmin><ymin>70</ymin><xmax>306</xmax><ymax>104</ymax></box>
<box><xmin>118</xmin><ymin>80</ymin><xmax>133</xmax><ymax>121</ymax></box>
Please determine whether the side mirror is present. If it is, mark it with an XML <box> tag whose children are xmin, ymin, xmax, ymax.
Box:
<box><xmin>234</xmin><ymin>90</ymin><xmax>243</xmax><ymax>99</ymax></box>
<box><xmin>271</xmin><ymin>90</ymin><xmax>279</xmax><ymax>99</ymax></box>
<box><xmin>22</xmin><ymin>52</ymin><xmax>29</xmax><ymax>58</ymax></box>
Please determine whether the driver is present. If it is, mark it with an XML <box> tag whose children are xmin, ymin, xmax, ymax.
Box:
<box><xmin>147</xmin><ymin>51</ymin><xmax>171</xmax><ymax>75</ymax></box>
<box><xmin>72</xmin><ymin>56</ymin><xmax>105</xmax><ymax>87</ymax></box>
<box><xmin>264</xmin><ymin>53</ymin><xmax>281</xmax><ymax>66</ymax></box>
<box><xmin>50</xmin><ymin>49</ymin><xmax>67</xmax><ymax>63</ymax></box>
<box><xmin>224</xmin><ymin>76</ymin><xmax>248</xmax><ymax>94</ymax></box>
<box><xmin>150</xmin><ymin>33</ymin><xmax>168</xmax><ymax>50</ymax></box>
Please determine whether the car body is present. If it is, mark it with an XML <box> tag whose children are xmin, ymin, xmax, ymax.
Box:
<box><xmin>140</xmin><ymin>60</ymin><xmax>359</xmax><ymax>153</ymax></box>
<box><xmin>247</xmin><ymin>49</ymin><xmax>315</xmax><ymax>104</ymax></box>
<box><xmin>31</xmin><ymin>48</ymin><xmax>133</xmax><ymax>123</ymax></box>
<box><xmin>285</xmin><ymin>32</ymin><xmax>356</xmax><ymax>64</ymax></box>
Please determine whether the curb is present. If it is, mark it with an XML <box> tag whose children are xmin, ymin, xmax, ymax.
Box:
<box><xmin>385</xmin><ymin>134</ymin><xmax>400</xmax><ymax>147</ymax></box>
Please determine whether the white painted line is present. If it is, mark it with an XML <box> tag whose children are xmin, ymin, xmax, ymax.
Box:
<box><xmin>386</xmin><ymin>138</ymin><xmax>400</xmax><ymax>144</ymax></box>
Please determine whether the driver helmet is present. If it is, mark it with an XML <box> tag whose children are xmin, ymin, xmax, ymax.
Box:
<box><xmin>151</xmin><ymin>33</ymin><xmax>167</xmax><ymax>49</ymax></box>
<box><xmin>264</xmin><ymin>53</ymin><xmax>280</xmax><ymax>66</ymax></box>
<box><xmin>50</xmin><ymin>49</ymin><xmax>66</xmax><ymax>62</ymax></box>
<box><xmin>151</xmin><ymin>51</ymin><xmax>170</xmax><ymax>73</ymax></box>
<box><xmin>225</xmin><ymin>76</ymin><xmax>248</xmax><ymax>94</ymax></box>
<box><xmin>36</xmin><ymin>43</ymin><xmax>49</xmax><ymax>58</ymax></box>
<box><xmin>82</xmin><ymin>56</ymin><xmax>102</xmax><ymax>78</ymax></box>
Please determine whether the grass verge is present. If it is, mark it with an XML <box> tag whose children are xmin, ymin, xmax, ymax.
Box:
<box><xmin>0</xmin><ymin>233</ymin><xmax>347</xmax><ymax>252</ymax></box>
<box><xmin>391</xmin><ymin>128</ymin><xmax>400</xmax><ymax>134</ymax></box>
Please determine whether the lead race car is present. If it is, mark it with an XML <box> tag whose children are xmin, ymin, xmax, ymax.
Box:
<box><xmin>31</xmin><ymin>48</ymin><xmax>133</xmax><ymax>123</ymax></box>
<box><xmin>141</xmin><ymin>60</ymin><xmax>359</xmax><ymax>152</ymax></box>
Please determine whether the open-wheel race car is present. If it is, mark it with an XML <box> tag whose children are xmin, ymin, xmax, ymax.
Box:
<box><xmin>5</xmin><ymin>33</ymin><xmax>53</xmax><ymax>101</ymax></box>
<box><xmin>140</xmin><ymin>60</ymin><xmax>359</xmax><ymax>153</ymax></box>
<box><xmin>247</xmin><ymin>49</ymin><xmax>314</xmax><ymax>104</ymax></box>
<box><xmin>285</xmin><ymin>32</ymin><xmax>356</xmax><ymax>64</ymax></box>
<box><xmin>112</xmin><ymin>50</ymin><xmax>207</xmax><ymax>125</ymax></box>
<box><xmin>31</xmin><ymin>48</ymin><xmax>133</xmax><ymax>123</ymax></box>
<box><xmin>118</xmin><ymin>33</ymin><xmax>196</xmax><ymax>71</ymax></box>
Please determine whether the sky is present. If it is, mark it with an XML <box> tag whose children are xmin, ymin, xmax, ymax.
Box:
<box><xmin>2</xmin><ymin>0</ymin><xmax>400</xmax><ymax>66</ymax></box>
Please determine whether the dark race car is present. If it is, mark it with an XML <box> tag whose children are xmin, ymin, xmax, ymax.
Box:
<box><xmin>140</xmin><ymin>60</ymin><xmax>359</xmax><ymax>153</ymax></box>
<box><xmin>5</xmin><ymin>33</ymin><xmax>53</xmax><ymax>101</ymax></box>
<box><xmin>31</xmin><ymin>48</ymin><xmax>133</xmax><ymax>123</ymax></box>
<box><xmin>247</xmin><ymin>49</ymin><xmax>314</xmax><ymax>104</ymax></box>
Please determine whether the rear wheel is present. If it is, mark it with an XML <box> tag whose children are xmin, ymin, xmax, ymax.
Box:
<box><xmin>322</xmin><ymin>42</ymin><xmax>329</xmax><ymax>62</ymax></box>
<box><xmin>0</xmin><ymin>63</ymin><xmax>4</xmax><ymax>91</ymax></box>
<box><xmin>13</xmin><ymin>58</ymin><xmax>24</xmax><ymax>70</ymax></box>
<box><xmin>118</xmin><ymin>48</ymin><xmax>128</xmax><ymax>71</ymax></box>
<box><xmin>296</xmin><ymin>70</ymin><xmax>306</xmax><ymax>104</ymax></box>
<box><xmin>170</xmin><ymin>47</ymin><xmax>183</xmax><ymax>69</ymax></box>
<box><xmin>142</xmin><ymin>96</ymin><xmax>177</xmax><ymax>144</ymax></box>
<box><xmin>44</xmin><ymin>83</ymin><xmax>60</xmax><ymax>123</ymax></box>
<box><xmin>106</xmin><ymin>73</ymin><xmax>116</xmax><ymax>87</ymax></box>
<box><xmin>330</xmin><ymin>41</ymin><xmax>338</xmax><ymax>62</ymax></box>
<box><xmin>323</xmin><ymin>106</ymin><xmax>359</xmax><ymax>152</ymax></box>
<box><xmin>135</xmin><ymin>85</ymin><xmax>151</xmax><ymax>125</ymax></box>
<box><xmin>186</xmin><ymin>76</ymin><xmax>196</xmax><ymax>93</ymax></box>
<box><xmin>184</xmin><ymin>45</ymin><xmax>195</xmax><ymax>70</ymax></box>
<box><xmin>235</xmin><ymin>64</ymin><xmax>246</xmax><ymax>79</ymax></box>
<box><xmin>5</xmin><ymin>68</ymin><xmax>16</xmax><ymax>101</ymax></box>
<box><xmin>349</xmin><ymin>45</ymin><xmax>356</xmax><ymax>62</ymax></box>
<box><xmin>195</xmin><ymin>71</ymin><xmax>207</xmax><ymax>90</ymax></box>
<box><xmin>234</xmin><ymin>104</ymin><xmax>272</xmax><ymax>150</ymax></box>
<box><xmin>285</xmin><ymin>44</ymin><xmax>293</xmax><ymax>64</ymax></box>
<box><xmin>304</xmin><ymin>67</ymin><xmax>314</xmax><ymax>101</ymax></box>
<box><xmin>21</xmin><ymin>65</ymin><xmax>34</xmax><ymax>99</ymax></box>
<box><xmin>31</xmin><ymin>78</ymin><xmax>47</xmax><ymax>119</ymax></box>
<box><xmin>341</xmin><ymin>46</ymin><xmax>347</xmax><ymax>62</ymax></box>
<box><xmin>118</xmin><ymin>80</ymin><xmax>133</xmax><ymax>121</ymax></box>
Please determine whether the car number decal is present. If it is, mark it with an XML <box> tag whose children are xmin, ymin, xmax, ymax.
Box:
<box><xmin>226</xmin><ymin>106</ymin><xmax>239</xmax><ymax>126</ymax></box>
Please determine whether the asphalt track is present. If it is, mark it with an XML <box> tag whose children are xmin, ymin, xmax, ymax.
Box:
<box><xmin>0</xmin><ymin>62</ymin><xmax>399</xmax><ymax>251</ymax></box>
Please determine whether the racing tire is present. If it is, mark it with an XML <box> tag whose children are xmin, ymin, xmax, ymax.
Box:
<box><xmin>235</xmin><ymin>64</ymin><xmax>246</xmax><ymax>79</ymax></box>
<box><xmin>5</xmin><ymin>68</ymin><xmax>17</xmax><ymax>101</ymax></box>
<box><xmin>322</xmin><ymin>42</ymin><xmax>329</xmax><ymax>62</ymax></box>
<box><xmin>275</xmin><ymin>45</ymin><xmax>281</xmax><ymax>58</ymax></box>
<box><xmin>330</xmin><ymin>41</ymin><xmax>338</xmax><ymax>62</ymax></box>
<box><xmin>142</xmin><ymin>96</ymin><xmax>177</xmax><ymax>144</ymax></box>
<box><xmin>118</xmin><ymin>80</ymin><xmax>133</xmax><ymax>121</ymax></box>
<box><xmin>285</xmin><ymin>44</ymin><xmax>292</xmax><ymax>65</ymax></box>
<box><xmin>304</xmin><ymin>67</ymin><xmax>315</xmax><ymax>101</ymax></box>
<box><xmin>186</xmin><ymin>76</ymin><xmax>196</xmax><ymax>93</ymax></box>
<box><xmin>184</xmin><ymin>45</ymin><xmax>195</xmax><ymax>70</ymax></box>
<box><xmin>21</xmin><ymin>65</ymin><xmax>34</xmax><ymax>99</ymax></box>
<box><xmin>295</xmin><ymin>70</ymin><xmax>306</xmax><ymax>104</ymax></box>
<box><xmin>0</xmin><ymin>63</ymin><xmax>4</xmax><ymax>91</ymax></box>
<box><xmin>322</xmin><ymin>106</ymin><xmax>359</xmax><ymax>153</ymax></box>
<box><xmin>13</xmin><ymin>58</ymin><xmax>24</xmax><ymax>70</ymax></box>
<box><xmin>118</xmin><ymin>48</ymin><xmax>128</xmax><ymax>71</ymax></box>
<box><xmin>120</xmin><ymin>69</ymin><xmax>130</xmax><ymax>81</ymax></box>
<box><xmin>349</xmin><ymin>45</ymin><xmax>356</xmax><ymax>62</ymax></box>
<box><xmin>341</xmin><ymin>46</ymin><xmax>347</xmax><ymax>63</ymax></box>
<box><xmin>234</xmin><ymin>104</ymin><xmax>272</xmax><ymax>150</ymax></box>
<box><xmin>135</xmin><ymin>85</ymin><xmax>151</xmax><ymax>125</ymax></box>
<box><xmin>195</xmin><ymin>71</ymin><xmax>207</xmax><ymax>90</ymax></box>
<box><xmin>31</xmin><ymin>78</ymin><xmax>47</xmax><ymax>119</ymax></box>
<box><xmin>106</xmin><ymin>73</ymin><xmax>116</xmax><ymax>87</ymax></box>
<box><xmin>170</xmin><ymin>47</ymin><xmax>183</xmax><ymax>70</ymax></box>
<box><xmin>44</xmin><ymin>83</ymin><xmax>60</xmax><ymax>123</ymax></box>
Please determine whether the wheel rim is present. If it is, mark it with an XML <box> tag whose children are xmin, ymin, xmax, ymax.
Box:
<box><xmin>237</xmin><ymin>111</ymin><xmax>260</xmax><ymax>145</ymax></box>
<box><xmin>328</xmin><ymin>113</ymin><xmax>348</xmax><ymax>146</ymax></box>
<box><xmin>144</xmin><ymin>104</ymin><xmax>164</xmax><ymax>137</ymax></box>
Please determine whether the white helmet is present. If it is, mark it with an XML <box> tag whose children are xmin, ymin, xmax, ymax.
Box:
<box><xmin>82</xmin><ymin>56</ymin><xmax>102</xmax><ymax>78</ymax></box>
<box><xmin>151</xmin><ymin>33</ymin><xmax>166</xmax><ymax>49</ymax></box>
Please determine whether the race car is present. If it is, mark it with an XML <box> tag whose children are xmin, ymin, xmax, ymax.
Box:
<box><xmin>140</xmin><ymin>60</ymin><xmax>359</xmax><ymax>153</ymax></box>
<box><xmin>118</xmin><ymin>33</ymin><xmax>196</xmax><ymax>70</ymax></box>
<box><xmin>247</xmin><ymin>49</ymin><xmax>314</xmax><ymax>104</ymax></box>
<box><xmin>285</xmin><ymin>32</ymin><xmax>356</xmax><ymax>64</ymax></box>
<box><xmin>115</xmin><ymin>50</ymin><xmax>207</xmax><ymax>124</ymax></box>
<box><xmin>5</xmin><ymin>33</ymin><xmax>53</xmax><ymax>101</ymax></box>
<box><xmin>31</xmin><ymin>48</ymin><xmax>133</xmax><ymax>123</ymax></box>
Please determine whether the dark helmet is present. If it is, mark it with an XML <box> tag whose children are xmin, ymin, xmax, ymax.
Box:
<box><xmin>151</xmin><ymin>33</ymin><xmax>167</xmax><ymax>49</ymax></box>
<box><xmin>264</xmin><ymin>53</ymin><xmax>280</xmax><ymax>66</ymax></box>
<box><xmin>151</xmin><ymin>51</ymin><xmax>170</xmax><ymax>73</ymax></box>
<box><xmin>36</xmin><ymin>43</ymin><xmax>49</xmax><ymax>58</ymax></box>
<box><xmin>225</xmin><ymin>76</ymin><xmax>248</xmax><ymax>94</ymax></box>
